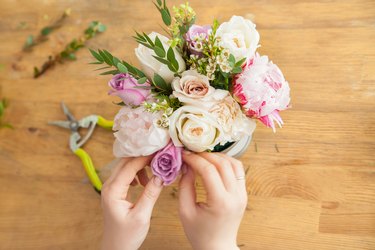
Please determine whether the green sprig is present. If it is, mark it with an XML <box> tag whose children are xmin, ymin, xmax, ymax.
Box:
<box><xmin>153</xmin><ymin>0</ymin><xmax>172</xmax><ymax>26</ymax></box>
<box><xmin>23</xmin><ymin>9</ymin><xmax>71</xmax><ymax>51</ymax></box>
<box><xmin>0</xmin><ymin>98</ymin><xmax>13</xmax><ymax>129</ymax></box>
<box><xmin>33</xmin><ymin>21</ymin><xmax>106</xmax><ymax>78</ymax></box>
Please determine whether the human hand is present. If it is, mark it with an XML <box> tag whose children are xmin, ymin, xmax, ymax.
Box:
<box><xmin>179</xmin><ymin>152</ymin><xmax>248</xmax><ymax>250</ymax></box>
<box><xmin>101</xmin><ymin>156</ymin><xmax>164</xmax><ymax>250</ymax></box>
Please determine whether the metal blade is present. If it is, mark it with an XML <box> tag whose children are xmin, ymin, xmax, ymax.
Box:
<box><xmin>48</xmin><ymin>120</ymin><xmax>71</xmax><ymax>129</ymax></box>
<box><xmin>61</xmin><ymin>102</ymin><xmax>77</xmax><ymax>122</ymax></box>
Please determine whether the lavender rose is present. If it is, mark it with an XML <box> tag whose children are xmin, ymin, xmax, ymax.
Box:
<box><xmin>151</xmin><ymin>141</ymin><xmax>183</xmax><ymax>185</ymax></box>
<box><xmin>185</xmin><ymin>25</ymin><xmax>211</xmax><ymax>55</ymax></box>
<box><xmin>108</xmin><ymin>73</ymin><xmax>151</xmax><ymax>106</ymax></box>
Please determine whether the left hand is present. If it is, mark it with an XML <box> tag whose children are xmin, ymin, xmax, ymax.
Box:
<box><xmin>101</xmin><ymin>156</ymin><xmax>164</xmax><ymax>250</ymax></box>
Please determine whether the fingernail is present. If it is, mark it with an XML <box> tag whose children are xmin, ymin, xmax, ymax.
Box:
<box><xmin>153</xmin><ymin>176</ymin><xmax>163</xmax><ymax>187</ymax></box>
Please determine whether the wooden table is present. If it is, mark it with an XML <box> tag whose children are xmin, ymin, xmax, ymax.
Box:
<box><xmin>0</xmin><ymin>0</ymin><xmax>374</xmax><ymax>249</ymax></box>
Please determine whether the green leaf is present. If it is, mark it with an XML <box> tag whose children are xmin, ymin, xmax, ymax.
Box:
<box><xmin>68</xmin><ymin>53</ymin><xmax>76</xmax><ymax>60</ymax></box>
<box><xmin>100</xmin><ymin>69</ymin><xmax>120</xmax><ymax>75</ymax></box>
<box><xmin>112</xmin><ymin>57</ymin><xmax>121</xmax><ymax>67</ymax></box>
<box><xmin>117</xmin><ymin>63</ymin><xmax>128</xmax><ymax>73</ymax></box>
<box><xmin>41</xmin><ymin>27</ymin><xmax>52</xmax><ymax>36</ymax></box>
<box><xmin>161</xmin><ymin>9</ymin><xmax>171</xmax><ymax>26</ymax></box>
<box><xmin>143</xmin><ymin>33</ymin><xmax>154</xmax><ymax>47</ymax></box>
<box><xmin>97</xmin><ymin>23</ymin><xmax>106</xmax><ymax>32</ymax></box>
<box><xmin>153</xmin><ymin>73</ymin><xmax>171</xmax><ymax>93</ymax></box>
<box><xmin>152</xmin><ymin>56</ymin><xmax>170</xmax><ymax>66</ymax></box>
<box><xmin>154</xmin><ymin>46</ymin><xmax>165</xmax><ymax>58</ymax></box>
<box><xmin>89</xmin><ymin>61</ymin><xmax>103</xmax><ymax>65</ymax></box>
<box><xmin>137</xmin><ymin>77</ymin><xmax>148</xmax><ymax>84</ymax></box>
<box><xmin>156</xmin><ymin>0</ymin><xmax>162</xmax><ymax>5</ymax></box>
<box><xmin>89</xmin><ymin>49</ymin><xmax>104</xmax><ymax>62</ymax></box>
<box><xmin>167</xmin><ymin>47</ymin><xmax>179</xmax><ymax>72</ymax></box>
<box><xmin>154</xmin><ymin>36</ymin><xmax>165</xmax><ymax>51</ymax></box>
<box><xmin>94</xmin><ymin>66</ymin><xmax>112</xmax><ymax>71</ymax></box>
<box><xmin>232</xmin><ymin>66</ymin><xmax>243</xmax><ymax>74</ymax></box>
<box><xmin>229</xmin><ymin>54</ymin><xmax>236</xmax><ymax>64</ymax></box>
<box><xmin>235</xmin><ymin>57</ymin><xmax>246</xmax><ymax>67</ymax></box>
<box><xmin>98</xmin><ymin>50</ymin><xmax>113</xmax><ymax>65</ymax></box>
<box><xmin>25</xmin><ymin>35</ymin><xmax>34</xmax><ymax>47</ymax></box>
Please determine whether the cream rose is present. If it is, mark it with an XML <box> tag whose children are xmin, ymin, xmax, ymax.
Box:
<box><xmin>172</xmin><ymin>70</ymin><xmax>228</xmax><ymax>108</ymax></box>
<box><xmin>215</xmin><ymin>15</ymin><xmax>260</xmax><ymax>61</ymax></box>
<box><xmin>169</xmin><ymin>105</ymin><xmax>225</xmax><ymax>152</ymax></box>
<box><xmin>113</xmin><ymin>106</ymin><xmax>170</xmax><ymax>157</ymax></box>
<box><xmin>209</xmin><ymin>95</ymin><xmax>256</xmax><ymax>142</ymax></box>
<box><xmin>135</xmin><ymin>32</ymin><xmax>186</xmax><ymax>83</ymax></box>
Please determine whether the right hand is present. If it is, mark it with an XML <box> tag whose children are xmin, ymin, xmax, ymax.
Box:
<box><xmin>179</xmin><ymin>151</ymin><xmax>248</xmax><ymax>250</ymax></box>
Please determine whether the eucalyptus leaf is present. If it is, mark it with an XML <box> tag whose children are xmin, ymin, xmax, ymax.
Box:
<box><xmin>167</xmin><ymin>47</ymin><xmax>179</xmax><ymax>72</ymax></box>
<box><xmin>117</xmin><ymin>63</ymin><xmax>128</xmax><ymax>73</ymax></box>
<box><xmin>100</xmin><ymin>69</ymin><xmax>120</xmax><ymax>75</ymax></box>
<box><xmin>161</xmin><ymin>9</ymin><xmax>171</xmax><ymax>26</ymax></box>
<box><xmin>41</xmin><ymin>27</ymin><xmax>52</xmax><ymax>36</ymax></box>
<box><xmin>98</xmin><ymin>23</ymin><xmax>107</xmax><ymax>32</ymax></box>
<box><xmin>154</xmin><ymin>46</ymin><xmax>165</xmax><ymax>58</ymax></box>
<box><xmin>137</xmin><ymin>77</ymin><xmax>148</xmax><ymax>84</ymax></box>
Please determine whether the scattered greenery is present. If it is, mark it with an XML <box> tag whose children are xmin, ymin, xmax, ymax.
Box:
<box><xmin>0</xmin><ymin>98</ymin><xmax>12</xmax><ymax>129</ymax></box>
<box><xmin>34</xmin><ymin>21</ymin><xmax>106</xmax><ymax>78</ymax></box>
<box><xmin>23</xmin><ymin>9</ymin><xmax>71</xmax><ymax>51</ymax></box>
<box><xmin>89</xmin><ymin>49</ymin><xmax>174</xmax><ymax>95</ymax></box>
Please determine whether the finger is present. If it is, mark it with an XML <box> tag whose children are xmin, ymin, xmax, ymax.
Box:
<box><xmin>130</xmin><ymin>178</ymin><xmax>139</xmax><ymax>186</ymax></box>
<box><xmin>179</xmin><ymin>166</ymin><xmax>197</xmax><ymax>217</ymax></box>
<box><xmin>199</xmin><ymin>152</ymin><xmax>236</xmax><ymax>191</ymax></box>
<box><xmin>104</xmin><ymin>157</ymin><xmax>133</xmax><ymax>186</ymax></box>
<box><xmin>133</xmin><ymin>176</ymin><xmax>164</xmax><ymax>217</ymax></box>
<box><xmin>137</xmin><ymin>168</ymin><xmax>149</xmax><ymax>187</ymax></box>
<box><xmin>182</xmin><ymin>151</ymin><xmax>226</xmax><ymax>202</ymax></box>
<box><xmin>102</xmin><ymin>155</ymin><xmax>153</xmax><ymax>201</ymax></box>
<box><xmin>217</xmin><ymin>153</ymin><xmax>247</xmax><ymax>195</ymax></box>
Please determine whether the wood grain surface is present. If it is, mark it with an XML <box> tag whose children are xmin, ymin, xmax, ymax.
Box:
<box><xmin>0</xmin><ymin>0</ymin><xmax>374</xmax><ymax>249</ymax></box>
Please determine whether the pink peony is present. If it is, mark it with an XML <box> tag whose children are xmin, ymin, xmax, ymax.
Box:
<box><xmin>108</xmin><ymin>73</ymin><xmax>151</xmax><ymax>106</ymax></box>
<box><xmin>151</xmin><ymin>141</ymin><xmax>182</xmax><ymax>185</ymax></box>
<box><xmin>113</xmin><ymin>106</ymin><xmax>170</xmax><ymax>157</ymax></box>
<box><xmin>232</xmin><ymin>53</ymin><xmax>291</xmax><ymax>131</ymax></box>
<box><xmin>185</xmin><ymin>25</ymin><xmax>211</xmax><ymax>55</ymax></box>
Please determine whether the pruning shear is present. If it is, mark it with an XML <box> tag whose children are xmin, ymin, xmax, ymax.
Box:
<box><xmin>49</xmin><ymin>102</ymin><xmax>113</xmax><ymax>194</ymax></box>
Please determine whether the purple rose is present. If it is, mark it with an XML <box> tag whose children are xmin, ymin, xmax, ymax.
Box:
<box><xmin>108</xmin><ymin>73</ymin><xmax>151</xmax><ymax>106</ymax></box>
<box><xmin>185</xmin><ymin>25</ymin><xmax>212</xmax><ymax>55</ymax></box>
<box><xmin>151</xmin><ymin>141</ymin><xmax>182</xmax><ymax>185</ymax></box>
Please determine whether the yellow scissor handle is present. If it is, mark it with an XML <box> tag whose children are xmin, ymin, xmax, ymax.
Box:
<box><xmin>97</xmin><ymin>116</ymin><xmax>114</xmax><ymax>130</ymax></box>
<box><xmin>74</xmin><ymin>148</ymin><xmax>103</xmax><ymax>193</ymax></box>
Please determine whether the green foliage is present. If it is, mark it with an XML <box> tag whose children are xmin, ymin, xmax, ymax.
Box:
<box><xmin>0</xmin><ymin>98</ymin><xmax>13</xmax><ymax>129</ymax></box>
<box><xmin>134</xmin><ymin>33</ymin><xmax>180</xmax><ymax>73</ymax></box>
<box><xmin>23</xmin><ymin>9</ymin><xmax>71</xmax><ymax>51</ymax></box>
<box><xmin>34</xmin><ymin>20</ymin><xmax>106</xmax><ymax>78</ymax></box>
<box><xmin>89</xmin><ymin>49</ymin><xmax>145</xmax><ymax>79</ymax></box>
<box><xmin>153</xmin><ymin>0</ymin><xmax>172</xmax><ymax>26</ymax></box>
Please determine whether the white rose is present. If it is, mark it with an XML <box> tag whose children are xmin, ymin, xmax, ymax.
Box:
<box><xmin>169</xmin><ymin>105</ymin><xmax>225</xmax><ymax>152</ymax></box>
<box><xmin>135</xmin><ymin>32</ymin><xmax>186</xmax><ymax>83</ymax></box>
<box><xmin>209</xmin><ymin>95</ymin><xmax>256</xmax><ymax>142</ymax></box>
<box><xmin>113</xmin><ymin>106</ymin><xmax>169</xmax><ymax>157</ymax></box>
<box><xmin>215</xmin><ymin>15</ymin><xmax>260</xmax><ymax>61</ymax></box>
<box><xmin>172</xmin><ymin>70</ymin><xmax>228</xmax><ymax>108</ymax></box>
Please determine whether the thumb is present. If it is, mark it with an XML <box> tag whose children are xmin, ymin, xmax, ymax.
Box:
<box><xmin>133</xmin><ymin>176</ymin><xmax>163</xmax><ymax>217</ymax></box>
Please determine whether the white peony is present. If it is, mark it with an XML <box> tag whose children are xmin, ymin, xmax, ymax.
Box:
<box><xmin>112</xmin><ymin>106</ymin><xmax>170</xmax><ymax>157</ymax></box>
<box><xmin>169</xmin><ymin>105</ymin><xmax>226</xmax><ymax>152</ymax></box>
<box><xmin>215</xmin><ymin>15</ymin><xmax>260</xmax><ymax>62</ymax></box>
<box><xmin>135</xmin><ymin>32</ymin><xmax>186</xmax><ymax>83</ymax></box>
<box><xmin>172</xmin><ymin>70</ymin><xmax>228</xmax><ymax>108</ymax></box>
<box><xmin>209</xmin><ymin>95</ymin><xmax>256</xmax><ymax>142</ymax></box>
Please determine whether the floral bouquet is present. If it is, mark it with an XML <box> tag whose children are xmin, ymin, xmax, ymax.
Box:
<box><xmin>90</xmin><ymin>0</ymin><xmax>291</xmax><ymax>185</ymax></box>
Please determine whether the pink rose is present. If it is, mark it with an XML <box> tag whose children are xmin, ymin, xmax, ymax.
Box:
<box><xmin>151</xmin><ymin>141</ymin><xmax>182</xmax><ymax>185</ymax></box>
<box><xmin>233</xmin><ymin>53</ymin><xmax>291</xmax><ymax>131</ymax></box>
<box><xmin>108</xmin><ymin>73</ymin><xmax>151</xmax><ymax>106</ymax></box>
<box><xmin>185</xmin><ymin>25</ymin><xmax>211</xmax><ymax>55</ymax></box>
